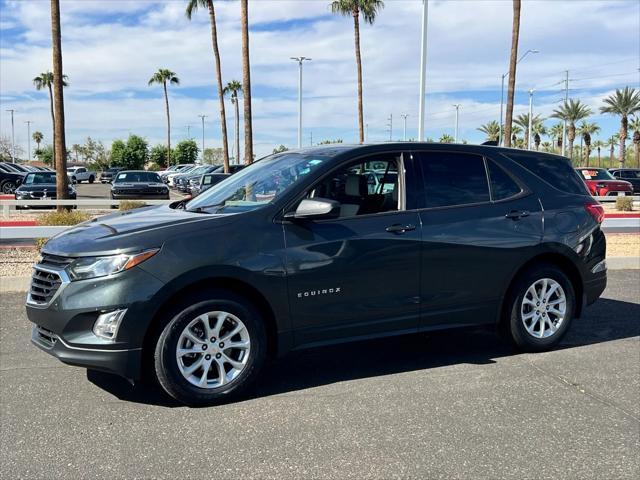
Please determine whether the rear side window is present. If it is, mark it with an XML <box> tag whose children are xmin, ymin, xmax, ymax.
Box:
<box><xmin>505</xmin><ymin>152</ymin><xmax>588</xmax><ymax>195</ymax></box>
<box><xmin>487</xmin><ymin>160</ymin><xmax>522</xmax><ymax>200</ymax></box>
<box><xmin>419</xmin><ymin>152</ymin><xmax>490</xmax><ymax>208</ymax></box>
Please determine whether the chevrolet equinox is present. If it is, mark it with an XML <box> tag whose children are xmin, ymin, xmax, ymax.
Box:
<box><xmin>26</xmin><ymin>143</ymin><xmax>607</xmax><ymax>405</ymax></box>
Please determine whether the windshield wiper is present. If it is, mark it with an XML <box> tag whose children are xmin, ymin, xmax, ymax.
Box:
<box><xmin>187</xmin><ymin>202</ymin><xmax>226</xmax><ymax>214</ymax></box>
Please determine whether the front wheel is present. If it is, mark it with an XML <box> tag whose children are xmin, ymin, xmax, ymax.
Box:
<box><xmin>153</xmin><ymin>291</ymin><xmax>267</xmax><ymax>406</ymax></box>
<box><xmin>506</xmin><ymin>264</ymin><xmax>575</xmax><ymax>352</ymax></box>
<box><xmin>88</xmin><ymin>175</ymin><xmax>95</xmax><ymax>184</ymax></box>
<box><xmin>1</xmin><ymin>181</ymin><xmax>16</xmax><ymax>194</ymax></box>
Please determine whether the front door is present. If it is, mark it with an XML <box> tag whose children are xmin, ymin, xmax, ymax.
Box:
<box><xmin>283</xmin><ymin>152</ymin><xmax>422</xmax><ymax>347</ymax></box>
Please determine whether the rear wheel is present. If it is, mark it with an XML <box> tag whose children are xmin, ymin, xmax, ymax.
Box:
<box><xmin>506</xmin><ymin>264</ymin><xmax>575</xmax><ymax>352</ymax></box>
<box><xmin>88</xmin><ymin>175</ymin><xmax>95</xmax><ymax>184</ymax></box>
<box><xmin>153</xmin><ymin>291</ymin><xmax>267</xmax><ymax>406</ymax></box>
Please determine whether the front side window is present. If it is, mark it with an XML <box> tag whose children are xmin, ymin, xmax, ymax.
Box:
<box><xmin>187</xmin><ymin>153</ymin><xmax>329</xmax><ymax>214</ymax></box>
<box><xmin>420</xmin><ymin>152</ymin><xmax>490</xmax><ymax>208</ymax></box>
<box><xmin>487</xmin><ymin>160</ymin><xmax>522</xmax><ymax>201</ymax></box>
<box><xmin>303</xmin><ymin>155</ymin><xmax>400</xmax><ymax>218</ymax></box>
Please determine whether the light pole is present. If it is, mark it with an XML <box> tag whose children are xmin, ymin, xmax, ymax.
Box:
<box><xmin>291</xmin><ymin>56</ymin><xmax>311</xmax><ymax>149</ymax></box>
<box><xmin>453</xmin><ymin>104</ymin><xmax>461</xmax><ymax>143</ymax></box>
<box><xmin>25</xmin><ymin>121</ymin><xmax>32</xmax><ymax>161</ymax></box>
<box><xmin>527</xmin><ymin>89</ymin><xmax>534</xmax><ymax>150</ymax></box>
<box><xmin>387</xmin><ymin>114</ymin><xmax>393</xmax><ymax>141</ymax></box>
<box><xmin>418</xmin><ymin>0</ymin><xmax>429</xmax><ymax>141</ymax></box>
<box><xmin>6</xmin><ymin>109</ymin><xmax>15</xmax><ymax>162</ymax></box>
<box><xmin>401</xmin><ymin>114</ymin><xmax>409</xmax><ymax>141</ymax></box>
<box><xmin>561</xmin><ymin>70</ymin><xmax>569</xmax><ymax>157</ymax></box>
<box><xmin>498</xmin><ymin>49</ymin><xmax>539</xmax><ymax>146</ymax></box>
<box><xmin>186</xmin><ymin>125</ymin><xmax>191</xmax><ymax>139</ymax></box>
<box><xmin>198</xmin><ymin>115</ymin><xmax>207</xmax><ymax>163</ymax></box>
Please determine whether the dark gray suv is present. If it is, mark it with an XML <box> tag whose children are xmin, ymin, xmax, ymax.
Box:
<box><xmin>26</xmin><ymin>143</ymin><xmax>607</xmax><ymax>405</ymax></box>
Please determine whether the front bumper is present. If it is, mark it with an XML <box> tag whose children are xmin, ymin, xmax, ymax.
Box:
<box><xmin>111</xmin><ymin>192</ymin><xmax>170</xmax><ymax>200</ymax></box>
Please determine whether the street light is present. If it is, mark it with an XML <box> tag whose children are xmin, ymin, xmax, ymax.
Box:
<box><xmin>290</xmin><ymin>56</ymin><xmax>311</xmax><ymax>149</ymax></box>
<box><xmin>6</xmin><ymin>109</ymin><xmax>15</xmax><ymax>162</ymax></box>
<box><xmin>418</xmin><ymin>0</ymin><xmax>429</xmax><ymax>141</ymax></box>
<box><xmin>453</xmin><ymin>104</ymin><xmax>461</xmax><ymax>143</ymax></box>
<box><xmin>401</xmin><ymin>114</ymin><xmax>409</xmax><ymax>141</ymax></box>
<box><xmin>528</xmin><ymin>89</ymin><xmax>534</xmax><ymax>150</ymax></box>
<box><xmin>198</xmin><ymin>115</ymin><xmax>207</xmax><ymax>163</ymax></box>
<box><xmin>498</xmin><ymin>49</ymin><xmax>539</xmax><ymax>146</ymax></box>
<box><xmin>25</xmin><ymin>121</ymin><xmax>32</xmax><ymax>161</ymax></box>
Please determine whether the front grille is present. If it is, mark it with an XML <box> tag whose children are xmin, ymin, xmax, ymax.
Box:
<box><xmin>29</xmin><ymin>268</ymin><xmax>63</xmax><ymax>305</ymax></box>
<box><xmin>33</xmin><ymin>325</ymin><xmax>58</xmax><ymax>349</ymax></box>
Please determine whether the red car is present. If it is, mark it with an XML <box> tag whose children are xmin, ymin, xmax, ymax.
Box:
<box><xmin>575</xmin><ymin>168</ymin><xmax>633</xmax><ymax>197</ymax></box>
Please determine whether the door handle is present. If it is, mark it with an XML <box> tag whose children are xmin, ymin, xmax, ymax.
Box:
<box><xmin>386</xmin><ymin>224</ymin><xmax>416</xmax><ymax>234</ymax></box>
<box><xmin>505</xmin><ymin>210</ymin><xmax>530</xmax><ymax>220</ymax></box>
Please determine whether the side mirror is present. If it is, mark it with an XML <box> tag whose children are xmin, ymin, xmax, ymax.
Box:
<box><xmin>285</xmin><ymin>198</ymin><xmax>340</xmax><ymax>220</ymax></box>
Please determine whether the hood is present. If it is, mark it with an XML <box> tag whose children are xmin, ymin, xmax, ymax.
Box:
<box><xmin>42</xmin><ymin>204</ymin><xmax>234</xmax><ymax>257</ymax></box>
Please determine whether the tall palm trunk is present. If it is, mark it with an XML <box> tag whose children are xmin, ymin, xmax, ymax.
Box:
<box><xmin>503</xmin><ymin>0</ymin><xmax>521</xmax><ymax>148</ymax></box>
<box><xmin>567</xmin><ymin>125</ymin><xmax>575</xmax><ymax>162</ymax></box>
<box><xmin>47</xmin><ymin>83</ymin><xmax>56</xmax><ymax>169</ymax></box>
<box><xmin>353</xmin><ymin>6</ymin><xmax>364</xmax><ymax>144</ymax></box>
<box><xmin>240</xmin><ymin>0</ymin><xmax>253</xmax><ymax>164</ymax></box>
<box><xmin>233</xmin><ymin>95</ymin><xmax>240</xmax><ymax>165</ymax></box>
<box><xmin>597</xmin><ymin>147</ymin><xmax>601</xmax><ymax>167</ymax></box>
<box><xmin>619</xmin><ymin>116</ymin><xmax>628</xmax><ymax>168</ymax></box>
<box><xmin>207</xmin><ymin>1</ymin><xmax>230</xmax><ymax>173</ymax></box>
<box><xmin>609</xmin><ymin>144</ymin><xmax>615</xmax><ymax>166</ymax></box>
<box><xmin>50</xmin><ymin>0</ymin><xmax>68</xmax><ymax>207</ymax></box>
<box><xmin>634</xmin><ymin>131</ymin><xmax>640</xmax><ymax>168</ymax></box>
<box><xmin>163</xmin><ymin>82</ymin><xmax>172</xmax><ymax>165</ymax></box>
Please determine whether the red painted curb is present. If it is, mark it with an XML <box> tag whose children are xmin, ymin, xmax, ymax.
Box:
<box><xmin>605</xmin><ymin>213</ymin><xmax>640</xmax><ymax>218</ymax></box>
<box><xmin>0</xmin><ymin>195</ymin><xmax>14</xmax><ymax>200</ymax></box>
<box><xmin>0</xmin><ymin>221</ymin><xmax>38</xmax><ymax>227</ymax></box>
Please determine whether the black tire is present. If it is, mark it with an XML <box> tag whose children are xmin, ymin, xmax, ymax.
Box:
<box><xmin>1</xmin><ymin>181</ymin><xmax>16</xmax><ymax>194</ymax></box>
<box><xmin>505</xmin><ymin>263</ymin><xmax>575</xmax><ymax>352</ymax></box>
<box><xmin>71</xmin><ymin>176</ymin><xmax>77</xmax><ymax>184</ymax></box>
<box><xmin>88</xmin><ymin>175</ymin><xmax>95</xmax><ymax>184</ymax></box>
<box><xmin>153</xmin><ymin>290</ymin><xmax>267</xmax><ymax>406</ymax></box>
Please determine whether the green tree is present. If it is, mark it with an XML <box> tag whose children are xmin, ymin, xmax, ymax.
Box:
<box><xmin>549</xmin><ymin>123</ymin><xmax>564</xmax><ymax>153</ymax></box>
<box><xmin>174</xmin><ymin>139</ymin><xmax>199</xmax><ymax>165</ymax></box>
<box><xmin>317</xmin><ymin>139</ymin><xmax>344</xmax><ymax>145</ymax></box>
<box><xmin>35</xmin><ymin>144</ymin><xmax>54</xmax><ymax>165</ymax></box>
<box><xmin>600</xmin><ymin>87</ymin><xmax>640</xmax><ymax>167</ymax></box>
<box><xmin>477</xmin><ymin>121</ymin><xmax>501</xmax><ymax>142</ymax></box>
<box><xmin>33</xmin><ymin>70</ymin><xmax>68</xmax><ymax>169</ymax></box>
<box><xmin>110</xmin><ymin>139</ymin><xmax>127</xmax><ymax>167</ymax></box>
<box><xmin>514</xmin><ymin>113</ymin><xmax>543</xmax><ymax>148</ymax></box>
<box><xmin>32</xmin><ymin>131</ymin><xmax>44</xmax><ymax>152</ymax></box>
<box><xmin>630</xmin><ymin>117</ymin><xmax>640</xmax><ymax>168</ymax></box>
<box><xmin>123</xmin><ymin>135</ymin><xmax>149</xmax><ymax>170</ymax></box>
<box><xmin>331</xmin><ymin>0</ymin><xmax>384</xmax><ymax>144</ymax></box>
<box><xmin>148</xmin><ymin>69</ymin><xmax>180</xmax><ymax>165</ymax></box>
<box><xmin>551</xmin><ymin>99</ymin><xmax>592</xmax><ymax>160</ymax></box>
<box><xmin>223</xmin><ymin>80</ymin><xmax>243</xmax><ymax>166</ymax></box>
<box><xmin>531</xmin><ymin>120</ymin><xmax>547</xmax><ymax>151</ymax></box>
<box><xmin>605</xmin><ymin>135</ymin><xmax>619</xmax><ymax>167</ymax></box>
<box><xmin>503</xmin><ymin>0</ymin><xmax>521</xmax><ymax>148</ymax></box>
<box><xmin>439</xmin><ymin>134</ymin><xmax>454</xmax><ymax>143</ymax></box>
<box><xmin>203</xmin><ymin>147</ymin><xmax>224</xmax><ymax>165</ymax></box>
<box><xmin>273</xmin><ymin>144</ymin><xmax>289</xmax><ymax>154</ymax></box>
<box><xmin>149</xmin><ymin>144</ymin><xmax>171</xmax><ymax>168</ymax></box>
<box><xmin>577</xmin><ymin>121</ymin><xmax>600</xmax><ymax>166</ymax></box>
<box><xmin>186</xmin><ymin>0</ymin><xmax>230</xmax><ymax>172</ymax></box>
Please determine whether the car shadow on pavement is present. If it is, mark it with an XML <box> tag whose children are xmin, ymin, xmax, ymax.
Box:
<box><xmin>87</xmin><ymin>297</ymin><xmax>640</xmax><ymax>407</ymax></box>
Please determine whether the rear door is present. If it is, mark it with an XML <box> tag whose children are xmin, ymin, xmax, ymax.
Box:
<box><xmin>284</xmin><ymin>151</ymin><xmax>422</xmax><ymax>346</ymax></box>
<box><xmin>413</xmin><ymin>150</ymin><xmax>543</xmax><ymax>329</ymax></box>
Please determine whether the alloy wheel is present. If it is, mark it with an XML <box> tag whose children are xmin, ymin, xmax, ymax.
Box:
<box><xmin>520</xmin><ymin>278</ymin><xmax>567</xmax><ymax>339</ymax></box>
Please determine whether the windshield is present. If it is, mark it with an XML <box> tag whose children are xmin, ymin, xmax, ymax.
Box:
<box><xmin>577</xmin><ymin>169</ymin><xmax>614</xmax><ymax>181</ymax></box>
<box><xmin>186</xmin><ymin>153</ymin><xmax>329</xmax><ymax>214</ymax></box>
<box><xmin>114</xmin><ymin>171</ymin><xmax>162</xmax><ymax>183</ymax></box>
<box><xmin>24</xmin><ymin>172</ymin><xmax>56</xmax><ymax>184</ymax></box>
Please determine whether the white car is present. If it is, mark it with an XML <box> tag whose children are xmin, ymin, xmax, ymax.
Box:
<box><xmin>67</xmin><ymin>166</ymin><xmax>97</xmax><ymax>184</ymax></box>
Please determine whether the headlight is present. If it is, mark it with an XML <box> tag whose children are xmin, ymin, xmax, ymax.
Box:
<box><xmin>67</xmin><ymin>249</ymin><xmax>159</xmax><ymax>281</ymax></box>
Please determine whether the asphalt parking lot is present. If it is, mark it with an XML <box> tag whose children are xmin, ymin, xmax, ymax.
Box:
<box><xmin>74</xmin><ymin>181</ymin><xmax>185</xmax><ymax>200</ymax></box>
<box><xmin>1</xmin><ymin>270</ymin><xmax>639</xmax><ymax>479</ymax></box>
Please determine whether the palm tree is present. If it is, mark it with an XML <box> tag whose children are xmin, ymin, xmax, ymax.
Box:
<box><xmin>72</xmin><ymin>143</ymin><xmax>81</xmax><ymax>163</ymax></box>
<box><xmin>577</xmin><ymin>121</ymin><xmax>600</xmax><ymax>166</ymax></box>
<box><xmin>606</xmin><ymin>135</ymin><xmax>618</xmax><ymax>168</ymax></box>
<box><xmin>477</xmin><ymin>121</ymin><xmax>501</xmax><ymax>142</ymax></box>
<box><xmin>331</xmin><ymin>0</ymin><xmax>384</xmax><ymax>144</ymax></box>
<box><xmin>509</xmin><ymin>124</ymin><xmax>523</xmax><ymax>147</ymax></box>
<box><xmin>600</xmin><ymin>87</ymin><xmax>640</xmax><ymax>167</ymax></box>
<box><xmin>514</xmin><ymin>113</ymin><xmax>543</xmax><ymax>149</ymax></box>
<box><xmin>540</xmin><ymin>141</ymin><xmax>552</xmax><ymax>153</ymax></box>
<box><xmin>549</xmin><ymin>123</ymin><xmax>564</xmax><ymax>154</ymax></box>
<box><xmin>439</xmin><ymin>133</ymin><xmax>454</xmax><ymax>143</ymax></box>
<box><xmin>33</xmin><ymin>71</ymin><xmax>68</xmax><ymax>168</ymax></box>
<box><xmin>503</xmin><ymin>0</ymin><xmax>521</xmax><ymax>148</ymax></box>
<box><xmin>551</xmin><ymin>99</ymin><xmax>592</xmax><ymax>161</ymax></box>
<box><xmin>531</xmin><ymin>120</ymin><xmax>546</xmax><ymax>151</ymax></box>
<box><xmin>186</xmin><ymin>0</ymin><xmax>230</xmax><ymax>173</ymax></box>
<box><xmin>592</xmin><ymin>140</ymin><xmax>605</xmax><ymax>167</ymax></box>
<box><xmin>50</xmin><ymin>0</ymin><xmax>69</xmax><ymax>205</ymax></box>
<box><xmin>630</xmin><ymin>117</ymin><xmax>640</xmax><ymax>168</ymax></box>
<box><xmin>32</xmin><ymin>131</ymin><xmax>44</xmax><ymax>152</ymax></box>
<box><xmin>239</xmin><ymin>0</ymin><xmax>254</xmax><ymax>164</ymax></box>
<box><xmin>148</xmin><ymin>69</ymin><xmax>180</xmax><ymax>165</ymax></box>
<box><xmin>223</xmin><ymin>80</ymin><xmax>242</xmax><ymax>165</ymax></box>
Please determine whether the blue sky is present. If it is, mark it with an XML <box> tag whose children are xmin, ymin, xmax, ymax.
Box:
<box><xmin>0</xmin><ymin>0</ymin><xmax>639</xmax><ymax>159</ymax></box>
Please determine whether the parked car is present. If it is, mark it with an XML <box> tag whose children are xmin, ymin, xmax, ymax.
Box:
<box><xmin>609</xmin><ymin>168</ymin><xmax>640</xmax><ymax>194</ymax></box>
<box><xmin>175</xmin><ymin>165</ymin><xmax>222</xmax><ymax>192</ymax></box>
<box><xmin>14</xmin><ymin>171</ymin><xmax>76</xmax><ymax>208</ymax></box>
<box><xmin>162</xmin><ymin>164</ymin><xmax>196</xmax><ymax>185</ymax></box>
<box><xmin>1</xmin><ymin>162</ymin><xmax>31</xmax><ymax>173</ymax></box>
<box><xmin>100</xmin><ymin>167</ymin><xmax>124</xmax><ymax>183</ymax></box>
<box><xmin>27</xmin><ymin>143</ymin><xmax>607</xmax><ymax>406</ymax></box>
<box><xmin>67</xmin><ymin>166</ymin><xmax>97</xmax><ymax>184</ymax></box>
<box><xmin>575</xmin><ymin>167</ymin><xmax>633</xmax><ymax>196</ymax></box>
<box><xmin>110</xmin><ymin>170</ymin><xmax>170</xmax><ymax>200</ymax></box>
<box><xmin>189</xmin><ymin>172</ymin><xmax>230</xmax><ymax>196</ymax></box>
<box><xmin>0</xmin><ymin>163</ymin><xmax>26</xmax><ymax>193</ymax></box>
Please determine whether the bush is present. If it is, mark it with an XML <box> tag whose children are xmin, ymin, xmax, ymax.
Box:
<box><xmin>615</xmin><ymin>196</ymin><xmax>634</xmax><ymax>211</ymax></box>
<box><xmin>35</xmin><ymin>210</ymin><xmax>91</xmax><ymax>251</ymax></box>
<box><xmin>119</xmin><ymin>200</ymin><xmax>146</xmax><ymax>211</ymax></box>
<box><xmin>147</xmin><ymin>162</ymin><xmax>161</xmax><ymax>171</ymax></box>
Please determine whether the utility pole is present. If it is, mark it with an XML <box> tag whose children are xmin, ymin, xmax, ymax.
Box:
<box><xmin>198</xmin><ymin>115</ymin><xmax>207</xmax><ymax>163</ymax></box>
<box><xmin>528</xmin><ymin>90</ymin><xmax>534</xmax><ymax>150</ymax></box>
<box><xmin>561</xmin><ymin>70</ymin><xmax>569</xmax><ymax>157</ymax></box>
<box><xmin>186</xmin><ymin>125</ymin><xmax>191</xmax><ymax>139</ymax></box>
<box><xmin>401</xmin><ymin>114</ymin><xmax>409</xmax><ymax>141</ymax></box>
<box><xmin>387</xmin><ymin>114</ymin><xmax>393</xmax><ymax>142</ymax></box>
<box><xmin>25</xmin><ymin>120</ymin><xmax>32</xmax><ymax>161</ymax></box>
<box><xmin>453</xmin><ymin>104</ymin><xmax>461</xmax><ymax>143</ymax></box>
<box><xmin>6</xmin><ymin>109</ymin><xmax>15</xmax><ymax>162</ymax></box>
<box><xmin>291</xmin><ymin>56</ymin><xmax>311</xmax><ymax>149</ymax></box>
<box><xmin>418</xmin><ymin>0</ymin><xmax>429</xmax><ymax>141</ymax></box>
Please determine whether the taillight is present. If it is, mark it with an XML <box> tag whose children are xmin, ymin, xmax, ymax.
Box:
<box><xmin>585</xmin><ymin>202</ymin><xmax>605</xmax><ymax>224</ymax></box>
